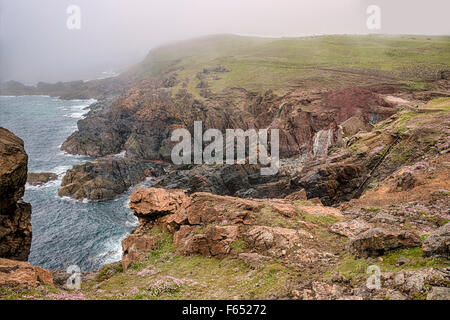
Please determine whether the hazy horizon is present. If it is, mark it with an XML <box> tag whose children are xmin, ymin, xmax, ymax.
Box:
<box><xmin>1</xmin><ymin>0</ymin><xmax>449</xmax><ymax>84</ymax></box>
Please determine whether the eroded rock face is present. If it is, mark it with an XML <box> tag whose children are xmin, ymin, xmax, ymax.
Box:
<box><xmin>58</xmin><ymin>157</ymin><xmax>150</xmax><ymax>201</ymax></box>
<box><xmin>0</xmin><ymin>258</ymin><xmax>53</xmax><ymax>287</ymax></box>
<box><xmin>0</xmin><ymin>127</ymin><xmax>32</xmax><ymax>261</ymax></box>
<box><xmin>125</xmin><ymin>187</ymin><xmax>343</xmax><ymax>266</ymax></box>
<box><xmin>61</xmin><ymin>83</ymin><xmax>397</xmax><ymax>163</ymax></box>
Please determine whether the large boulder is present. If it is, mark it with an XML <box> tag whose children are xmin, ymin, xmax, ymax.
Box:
<box><xmin>346</xmin><ymin>227</ymin><xmax>421</xmax><ymax>258</ymax></box>
<box><xmin>0</xmin><ymin>128</ymin><xmax>32</xmax><ymax>261</ymax></box>
<box><xmin>27</xmin><ymin>172</ymin><xmax>58</xmax><ymax>186</ymax></box>
<box><xmin>423</xmin><ymin>224</ymin><xmax>450</xmax><ymax>259</ymax></box>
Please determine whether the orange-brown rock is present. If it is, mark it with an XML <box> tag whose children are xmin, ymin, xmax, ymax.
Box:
<box><xmin>121</xmin><ymin>234</ymin><xmax>162</xmax><ymax>270</ymax></box>
<box><xmin>0</xmin><ymin>127</ymin><xmax>32</xmax><ymax>261</ymax></box>
<box><xmin>125</xmin><ymin>187</ymin><xmax>343</xmax><ymax>261</ymax></box>
<box><xmin>0</xmin><ymin>258</ymin><xmax>53</xmax><ymax>287</ymax></box>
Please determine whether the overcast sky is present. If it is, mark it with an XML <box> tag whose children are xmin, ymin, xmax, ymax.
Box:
<box><xmin>1</xmin><ymin>0</ymin><xmax>449</xmax><ymax>84</ymax></box>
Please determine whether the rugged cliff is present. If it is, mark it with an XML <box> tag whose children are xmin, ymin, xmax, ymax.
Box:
<box><xmin>0</xmin><ymin>127</ymin><xmax>32</xmax><ymax>261</ymax></box>
<box><xmin>60</xmin><ymin>35</ymin><xmax>450</xmax><ymax>162</ymax></box>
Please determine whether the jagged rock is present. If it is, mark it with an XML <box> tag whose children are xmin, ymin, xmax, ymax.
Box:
<box><xmin>126</xmin><ymin>187</ymin><xmax>339</xmax><ymax>261</ymax></box>
<box><xmin>129</xmin><ymin>188</ymin><xmax>189</xmax><ymax>218</ymax></box>
<box><xmin>0</xmin><ymin>258</ymin><xmax>53</xmax><ymax>287</ymax></box>
<box><xmin>27</xmin><ymin>172</ymin><xmax>58</xmax><ymax>186</ymax></box>
<box><xmin>153</xmin><ymin>163</ymin><xmax>280</xmax><ymax>198</ymax></box>
<box><xmin>339</xmin><ymin>116</ymin><xmax>373</xmax><ymax>138</ymax></box>
<box><xmin>330</xmin><ymin>219</ymin><xmax>372</xmax><ymax>238</ymax></box>
<box><xmin>58</xmin><ymin>157</ymin><xmax>150</xmax><ymax>201</ymax></box>
<box><xmin>393</xmin><ymin>171</ymin><xmax>418</xmax><ymax>192</ymax></box>
<box><xmin>244</xmin><ymin>226</ymin><xmax>313</xmax><ymax>255</ymax></box>
<box><xmin>346</xmin><ymin>228</ymin><xmax>421</xmax><ymax>258</ymax></box>
<box><xmin>423</xmin><ymin>223</ymin><xmax>449</xmax><ymax>259</ymax></box>
<box><xmin>174</xmin><ymin>225</ymin><xmax>239</xmax><ymax>257</ymax></box>
<box><xmin>0</xmin><ymin>127</ymin><xmax>32</xmax><ymax>261</ymax></box>
<box><xmin>284</xmin><ymin>189</ymin><xmax>307</xmax><ymax>201</ymax></box>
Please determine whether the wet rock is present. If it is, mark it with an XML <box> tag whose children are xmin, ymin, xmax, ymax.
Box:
<box><xmin>58</xmin><ymin>157</ymin><xmax>150</xmax><ymax>201</ymax></box>
<box><xmin>423</xmin><ymin>223</ymin><xmax>449</xmax><ymax>259</ymax></box>
<box><xmin>346</xmin><ymin>228</ymin><xmax>421</xmax><ymax>258</ymax></box>
<box><xmin>27</xmin><ymin>172</ymin><xmax>58</xmax><ymax>186</ymax></box>
<box><xmin>0</xmin><ymin>127</ymin><xmax>32</xmax><ymax>261</ymax></box>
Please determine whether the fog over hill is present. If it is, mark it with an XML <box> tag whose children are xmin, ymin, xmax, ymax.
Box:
<box><xmin>1</xmin><ymin>0</ymin><xmax>449</xmax><ymax>84</ymax></box>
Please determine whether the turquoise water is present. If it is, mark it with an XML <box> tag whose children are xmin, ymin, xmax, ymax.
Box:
<box><xmin>0</xmin><ymin>95</ymin><xmax>146</xmax><ymax>271</ymax></box>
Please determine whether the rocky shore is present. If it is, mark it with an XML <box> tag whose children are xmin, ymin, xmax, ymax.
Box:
<box><xmin>58</xmin><ymin>157</ymin><xmax>152</xmax><ymax>201</ymax></box>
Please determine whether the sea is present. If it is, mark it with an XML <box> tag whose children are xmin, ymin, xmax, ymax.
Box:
<box><xmin>0</xmin><ymin>95</ymin><xmax>151</xmax><ymax>272</ymax></box>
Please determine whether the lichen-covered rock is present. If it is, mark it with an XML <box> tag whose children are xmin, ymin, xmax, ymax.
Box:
<box><xmin>346</xmin><ymin>227</ymin><xmax>421</xmax><ymax>258</ymax></box>
<box><xmin>423</xmin><ymin>223</ymin><xmax>450</xmax><ymax>259</ymax></box>
<box><xmin>0</xmin><ymin>127</ymin><xmax>32</xmax><ymax>261</ymax></box>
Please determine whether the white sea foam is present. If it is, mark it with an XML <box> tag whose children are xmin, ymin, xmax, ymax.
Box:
<box><xmin>114</xmin><ymin>150</ymin><xmax>126</xmax><ymax>158</ymax></box>
<box><xmin>25</xmin><ymin>177</ymin><xmax>62</xmax><ymax>191</ymax></box>
<box><xmin>51</xmin><ymin>165</ymin><xmax>72</xmax><ymax>175</ymax></box>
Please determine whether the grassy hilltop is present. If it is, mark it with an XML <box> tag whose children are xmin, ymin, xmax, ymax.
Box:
<box><xmin>131</xmin><ymin>34</ymin><xmax>450</xmax><ymax>96</ymax></box>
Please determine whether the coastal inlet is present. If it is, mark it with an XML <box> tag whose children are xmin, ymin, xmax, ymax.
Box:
<box><xmin>0</xmin><ymin>95</ymin><xmax>148</xmax><ymax>271</ymax></box>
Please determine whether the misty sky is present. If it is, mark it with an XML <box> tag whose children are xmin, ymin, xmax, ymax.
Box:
<box><xmin>1</xmin><ymin>0</ymin><xmax>449</xmax><ymax>84</ymax></box>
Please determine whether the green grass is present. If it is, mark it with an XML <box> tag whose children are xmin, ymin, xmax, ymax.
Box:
<box><xmin>128</xmin><ymin>34</ymin><xmax>450</xmax><ymax>97</ymax></box>
<box><xmin>80</xmin><ymin>229</ymin><xmax>293</xmax><ymax>300</ymax></box>
<box><xmin>331</xmin><ymin>248</ymin><xmax>449</xmax><ymax>285</ymax></box>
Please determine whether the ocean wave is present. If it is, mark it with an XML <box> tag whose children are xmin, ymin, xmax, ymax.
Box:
<box><xmin>25</xmin><ymin>178</ymin><xmax>62</xmax><ymax>190</ymax></box>
<box><xmin>57</xmin><ymin>195</ymin><xmax>90</xmax><ymax>204</ymax></box>
<box><xmin>64</xmin><ymin>112</ymin><xmax>86</xmax><ymax>119</ymax></box>
<box><xmin>89</xmin><ymin>236</ymin><xmax>125</xmax><ymax>266</ymax></box>
<box><xmin>51</xmin><ymin>165</ymin><xmax>72</xmax><ymax>175</ymax></box>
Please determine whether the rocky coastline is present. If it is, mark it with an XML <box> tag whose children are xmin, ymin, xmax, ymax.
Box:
<box><xmin>0</xmin><ymin>34</ymin><xmax>449</xmax><ymax>300</ymax></box>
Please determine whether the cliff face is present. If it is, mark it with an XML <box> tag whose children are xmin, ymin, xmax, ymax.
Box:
<box><xmin>0</xmin><ymin>127</ymin><xmax>32</xmax><ymax>261</ymax></box>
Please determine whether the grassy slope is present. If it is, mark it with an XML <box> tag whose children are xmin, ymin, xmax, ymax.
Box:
<box><xmin>131</xmin><ymin>34</ymin><xmax>450</xmax><ymax>96</ymax></box>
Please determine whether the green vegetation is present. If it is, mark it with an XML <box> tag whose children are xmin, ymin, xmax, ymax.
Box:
<box><xmin>129</xmin><ymin>34</ymin><xmax>450</xmax><ymax>97</ymax></box>
<box><xmin>331</xmin><ymin>247</ymin><xmax>449</xmax><ymax>285</ymax></box>
<box><xmin>300</xmin><ymin>213</ymin><xmax>342</xmax><ymax>226</ymax></box>
<box><xmin>80</xmin><ymin>230</ymin><xmax>293</xmax><ymax>300</ymax></box>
